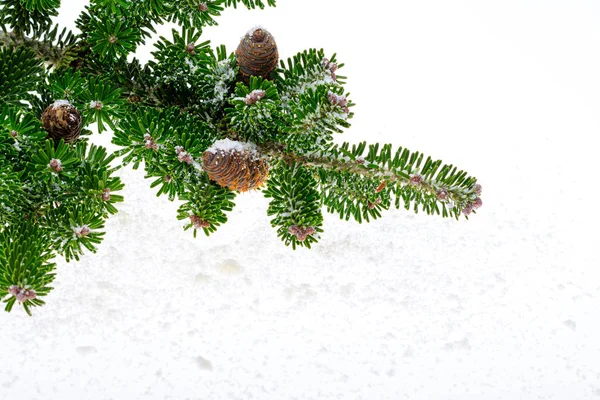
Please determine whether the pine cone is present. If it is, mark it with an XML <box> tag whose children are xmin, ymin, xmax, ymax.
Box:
<box><xmin>202</xmin><ymin>142</ymin><xmax>269</xmax><ymax>192</ymax></box>
<box><xmin>41</xmin><ymin>100</ymin><xmax>82</xmax><ymax>143</ymax></box>
<box><xmin>236</xmin><ymin>26</ymin><xmax>278</xmax><ymax>85</ymax></box>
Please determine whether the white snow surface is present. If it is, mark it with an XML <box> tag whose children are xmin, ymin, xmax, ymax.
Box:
<box><xmin>2</xmin><ymin>1</ymin><xmax>600</xmax><ymax>399</ymax></box>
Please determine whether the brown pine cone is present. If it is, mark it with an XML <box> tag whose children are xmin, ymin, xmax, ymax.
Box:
<box><xmin>235</xmin><ymin>26</ymin><xmax>278</xmax><ymax>85</ymax></box>
<box><xmin>202</xmin><ymin>140</ymin><xmax>269</xmax><ymax>192</ymax></box>
<box><xmin>41</xmin><ymin>100</ymin><xmax>82</xmax><ymax>143</ymax></box>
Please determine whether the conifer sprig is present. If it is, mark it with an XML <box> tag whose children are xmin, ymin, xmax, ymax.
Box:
<box><xmin>0</xmin><ymin>0</ymin><xmax>482</xmax><ymax>315</ymax></box>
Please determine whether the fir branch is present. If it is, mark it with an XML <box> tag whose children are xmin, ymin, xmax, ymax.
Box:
<box><xmin>0</xmin><ymin>26</ymin><xmax>77</xmax><ymax>67</ymax></box>
<box><xmin>0</xmin><ymin>0</ymin><xmax>58</xmax><ymax>36</ymax></box>
<box><xmin>259</xmin><ymin>141</ymin><xmax>481</xmax><ymax>219</ymax></box>
<box><xmin>0</xmin><ymin>222</ymin><xmax>56</xmax><ymax>316</ymax></box>
<box><xmin>0</xmin><ymin>45</ymin><xmax>44</xmax><ymax>107</ymax></box>
<box><xmin>263</xmin><ymin>161</ymin><xmax>323</xmax><ymax>249</ymax></box>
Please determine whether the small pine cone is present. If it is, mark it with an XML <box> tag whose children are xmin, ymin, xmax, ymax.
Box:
<box><xmin>41</xmin><ymin>100</ymin><xmax>82</xmax><ymax>143</ymax></box>
<box><xmin>236</xmin><ymin>26</ymin><xmax>278</xmax><ymax>84</ymax></box>
<box><xmin>202</xmin><ymin>145</ymin><xmax>269</xmax><ymax>192</ymax></box>
<box><xmin>472</xmin><ymin>197</ymin><xmax>483</xmax><ymax>209</ymax></box>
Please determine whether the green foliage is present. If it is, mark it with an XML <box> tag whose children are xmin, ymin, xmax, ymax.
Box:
<box><xmin>194</xmin><ymin>44</ymin><xmax>238</xmax><ymax>115</ymax></box>
<box><xmin>276</xmin><ymin>48</ymin><xmax>347</xmax><ymax>100</ymax></box>
<box><xmin>146</xmin><ymin>27</ymin><xmax>212</xmax><ymax>108</ymax></box>
<box><xmin>0</xmin><ymin>0</ymin><xmax>58</xmax><ymax>35</ymax></box>
<box><xmin>48</xmin><ymin>68</ymin><xmax>86</xmax><ymax>99</ymax></box>
<box><xmin>167</xmin><ymin>0</ymin><xmax>224</xmax><ymax>29</ymax></box>
<box><xmin>19</xmin><ymin>0</ymin><xmax>61</xmax><ymax>11</ymax></box>
<box><xmin>0</xmin><ymin>0</ymin><xmax>482</xmax><ymax>315</ymax></box>
<box><xmin>114</xmin><ymin>107</ymin><xmax>243</xmax><ymax>233</ymax></box>
<box><xmin>147</xmin><ymin>28</ymin><xmax>239</xmax><ymax>115</ymax></box>
<box><xmin>87</xmin><ymin>16</ymin><xmax>143</xmax><ymax>60</ymax></box>
<box><xmin>0</xmin><ymin>222</ymin><xmax>56</xmax><ymax>316</ymax></box>
<box><xmin>45</xmin><ymin>205</ymin><xmax>107</xmax><ymax>261</ymax></box>
<box><xmin>0</xmin><ymin>46</ymin><xmax>44</xmax><ymax>107</ymax></box>
<box><xmin>80</xmin><ymin>76</ymin><xmax>125</xmax><ymax>132</ymax></box>
<box><xmin>225</xmin><ymin>76</ymin><xmax>281</xmax><ymax>142</ymax></box>
<box><xmin>74</xmin><ymin>142</ymin><xmax>124</xmax><ymax>216</ymax></box>
<box><xmin>0</xmin><ymin>64</ymin><xmax>124</xmax><ymax>314</ymax></box>
<box><xmin>310</xmin><ymin>141</ymin><xmax>480</xmax><ymax>220</ymax></box>
<box><xmin>0</xmin><ymin>104</ymin><xmax>47</xmax><ymax>146</ymax></box>
<box><xmin>177</xmin><ymin>174</ymin><xmax>236</xmax><ymax>237</ymax></box>
<box><xmin>264</xmin><ymin>162</ymin><xmax>323</xmax><ymax>249</ymax></box>
<box><xmin>316</xmin><ymin>167</ymin><xmax>390</xmax><ymax>223</ymax></box>
<box><xmin>113</xmin><ymin>107</ymin><xmax>217</xmax><ymax>169</ymax></box>
<box><xmin>30</xmin><ymin>139</ymin><xmax>79</xmax><ymax>178</ymax></box>
<box><xmin>225</xmin><ymin>0</ymin><xmax>275</xmax><ymax>9</ymax></box>
<box><xmin>0</xmin><ymin>165</ymin><xmax>28</xmax><ymax>223</ymax></box>
<box><xmin>44</xmin><ymin>70</ymin><xmax>124</xmax><ymax>132</ymax></box>
<box><xmin>282</xmin><ymin>85</ymin><xmax>353</xmax><ymax>152</ymax></box>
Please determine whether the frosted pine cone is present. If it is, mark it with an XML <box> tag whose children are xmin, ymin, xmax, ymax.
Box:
<box><xmin>236</xmin><ymin>26</ymin><xmax>278</xmax><ymax>84</ymax></box>
<box><xmin>41</xmin><ymin>100</ymin><xmax>82</xmax><ymax>143</ymax></box>
<box><xmin>202</xmin><ymin>139</ymin><xmax>269</xmax><ymax>192</ymax></box>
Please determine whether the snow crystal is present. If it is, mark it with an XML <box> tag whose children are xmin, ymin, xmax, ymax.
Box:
<box><xmin>216</xmin><ymin>59</ymin><xmax>236</xmax><ymax>81</ymax></box>
<box><xmin>185</xmin><ymin>58</ymin><xmax>198</xmax><ymax>73</ymax></box>
<box><xmin>204</xmin><ymin>138</ymin><xmax>257</xmax><ymax>154</ymax></box>
<box><xmin>52</xmin><ymin>99</ymin><xmax>72</xmax><ymax>109</ymax></box>
<box><xmin>89</xmin><ymin>100</ymin><xmax>103</xmax><ymax>109</ymax></box>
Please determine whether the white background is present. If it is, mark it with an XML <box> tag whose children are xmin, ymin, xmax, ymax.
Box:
<box><xmin>2</xmin><ymin>1</ymin><xmax>600</xmax><ymax>399</ymax></box>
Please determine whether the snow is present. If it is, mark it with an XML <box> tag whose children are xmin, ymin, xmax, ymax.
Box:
<box><xmin>89</xmin><ymin>100</ymin><xmax>103</xmax><ymax>109</ymax></box>
<box><xmin>51</xmin><ymin>99</ymin><xmax>72</xmax><ymax>109</ymax></box>
<box><xmin>2</xmin><ymin>1</ymin><xmax>600</xmax><ymax>399</ymax></box>
<box><xmin>204</xmin><ymin>138</ymin><xmax>257</xmax><ymax>154</ymax></box>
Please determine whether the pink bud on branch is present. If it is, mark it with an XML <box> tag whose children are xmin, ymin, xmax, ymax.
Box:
<box><xmin>243</xmin><ymin>90</ymin><xmax>266</xmax><ymax>105</ymax></box>
<box><xmin>288</xmin><ymin>225</ymin><xmax>316</xmax><ymax>242</ymax></box>
<box><xmin>49</xmin><ymin>158</ymin><xmax>63</xmax><ymax>172</ymax></box>
<box><xmin>190</xmin><ymin>215</ymin><xmax>210</xmax><ymax>229</ymax></box>
<box><xmin>7</xmin><ymin>285</ymin><xmax>37</xmax><ymax>303</ymax></box>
